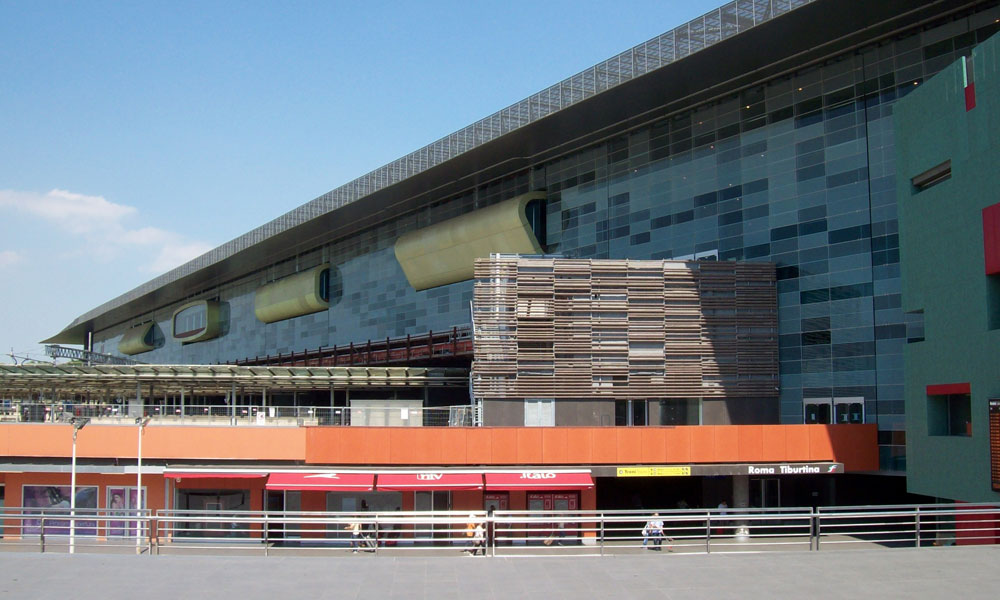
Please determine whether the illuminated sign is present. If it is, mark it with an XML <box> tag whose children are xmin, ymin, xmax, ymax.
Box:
<box><xmin>614</xmin><ymin>463</ymin><xmax>843</xmax><ymax>477</ymax></box>
<box><xmin>617</xmin><ymin>466</ymin><xmax>692</xmax><ymax>477</ymax></box>
<box><xmin>745</xmin><ymin>463</ymin><xmax>842</xmax><ymax>475</ymax></box>
<box><xmin>520</xmin><ymin>472</ymin><xmax>557</xmax><ymax>479</ymax></box>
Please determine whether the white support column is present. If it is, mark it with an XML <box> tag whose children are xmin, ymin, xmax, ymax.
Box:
<box><xmin>135</xmin><ymin>416</ymin><xmax>151</xmax><ymax>553</ymax></box>
<box><xmin>733</xmin><ymin>475</ymin><xmax>750</xmax><ymax>508</ymax></box>
<box><xmin>732</xmin><ymin>475</ymin><xmax>750</xmax><ymax>540</ymax></box>
<box><xmin>69</xmin><ymin>427</ymin><xmax>78</xmax><ymax>554</ymax></box>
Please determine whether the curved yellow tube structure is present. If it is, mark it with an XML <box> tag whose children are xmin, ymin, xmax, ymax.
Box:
<box><xmin>394</xmin><ymin>192</ymin><xmax>545</xmax><ymax>291</ymax></box>
<box><xmin>254</xmin><ymin>264</ymin><xmax>331</xmax><ymax>324</ymax></box>
<box><xmin>118</xmin><ymin>322</ymin><xmax>156</xmax><ymax>355</ymax></box>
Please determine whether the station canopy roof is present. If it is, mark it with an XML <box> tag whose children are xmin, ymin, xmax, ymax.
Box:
<box><xmin>0</xmin><ymin>364</ymin><xmax>467</xmax><ymax>395</ymax></box>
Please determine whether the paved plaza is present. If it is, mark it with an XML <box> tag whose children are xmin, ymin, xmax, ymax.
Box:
<box><xmin>2</xmin><ymin>545</ymin><xmax>998</xmax><ymax>599</ymax></box>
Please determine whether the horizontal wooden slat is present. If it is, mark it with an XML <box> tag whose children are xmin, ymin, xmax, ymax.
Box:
<box><xmin>472</xmin><ymin>257</ymin><xmax>778</xmax><ymax>399</ymax></box>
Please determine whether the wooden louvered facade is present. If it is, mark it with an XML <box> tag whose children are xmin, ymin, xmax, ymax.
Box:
<box><xmin>471</xmin><ymin>257</ymin><xmax>778</xmax><ymax>401</ymax></box>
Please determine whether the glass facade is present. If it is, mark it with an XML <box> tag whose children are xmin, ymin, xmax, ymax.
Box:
<box><xmin>94</xmin><ymin>6</ymin><xmax>1000</xmax><ymax>471</ymax></box>
<box><xmin>533</xmin><ymin>12</ymin><xmax>999</xmax><ymax>470</ymax></box>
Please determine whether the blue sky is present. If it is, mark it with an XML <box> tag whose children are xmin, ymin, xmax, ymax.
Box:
<box><xmin>0</xmin><ymin>0</ymin><xmax>723</xmax><ymax>363</ymax></box>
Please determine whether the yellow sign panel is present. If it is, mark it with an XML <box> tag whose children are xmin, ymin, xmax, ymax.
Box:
<box><xmin>616</xmin><ymin>466</ymin><xmax>691</xmax><ymax>477</ymax></box>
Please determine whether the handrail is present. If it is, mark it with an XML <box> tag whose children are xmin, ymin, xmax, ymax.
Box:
<box><xmin>228</xmin><ymin>325</ymin><xmax>473</xmax><ymax>367</ymax></box>
<box><xmin>0</xmin><ymin>402</ymin><xmax>476</xmax><ymax>427</ymax></box>
<box><xmin>1</xmin><ymin>503</ymin><xmax>996</xmax><ymax>556</ymax></box>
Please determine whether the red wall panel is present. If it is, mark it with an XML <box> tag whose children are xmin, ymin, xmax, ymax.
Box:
<box><xmin>983</xmin><ymin>203</ymin><xmax>1000</xmax><ymax>275</ymax></box>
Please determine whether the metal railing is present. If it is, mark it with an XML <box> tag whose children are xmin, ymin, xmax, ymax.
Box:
<box><xmin>230</xmin><ymin>326</ymin><xmax>473</xmax><ymax>367</ymax></box>
<box><xmin>44</xmin><ymin>344</ymin><xmax>142</xmax><ymax>366</ymax></box>
<box><xmin>2</xmin><ymin>503</ymin><xmax>996</xmax><ymax>556</ymax></box>
<box><xmin>0</xmin><ymin>402</ymin><xmax>475</xmax><ymax>427</ymax></box>
<box><xmin>0</xmin><ymin>507</ymin><xmax>154</xmax><ymax>554</ymax></box>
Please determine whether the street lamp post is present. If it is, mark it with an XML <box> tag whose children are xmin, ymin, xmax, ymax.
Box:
<box><xmin>135</xmin><ymin>416</ymin><xmax>151</xmax><ymax>553</ymax></box>
<box><xmin>69</xmin><ymin>417</ymin><xmax>89</xmax><ymax>555</ymax></box>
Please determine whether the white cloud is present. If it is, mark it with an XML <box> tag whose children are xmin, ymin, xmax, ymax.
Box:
<box><xmin>0</xmin><ymin>188</ymin><xmax>136</xmax><ymax>234</ymax></box>
<box><xmin>0</xmin><ymin>250</ymin><xmax>22</xmax><ymax>268</ymax></box>
<box><xmin>0</xmin><ymin>189</ymin><xmax>212</xmax><ymax>275</ymax></box>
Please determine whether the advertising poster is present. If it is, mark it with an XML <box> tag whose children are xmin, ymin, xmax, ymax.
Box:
<box><xmin>106</xmin><ymin>487</ymin><xmax>145</xmax><ymax>537</ymax></box>
<box><xmin>22</xmin><ymin>485</ymin><xmax>98</xmax><ymax>536</ymax></box>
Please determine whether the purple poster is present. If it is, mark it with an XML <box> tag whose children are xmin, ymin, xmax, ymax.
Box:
<box><xmin>106</xmin><ymin>487</ymin><xmax>145</xmax><ymax>537</ymax></box>
<box><xmin>22</xmin><ymin>485</ymin><xmax>98</xmax><ymax>536</ymax></box>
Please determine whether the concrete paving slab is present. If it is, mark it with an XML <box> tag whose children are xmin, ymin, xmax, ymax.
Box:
<box><xmin>0</xmin><ymin>545</ymin><xmax>997</xmax><ymax>599</ymax></box>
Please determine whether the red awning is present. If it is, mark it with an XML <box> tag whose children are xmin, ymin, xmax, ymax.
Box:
<box><xmin>376</xmin><ymin>472</ymin><xmax>483</xmax><ymax>491</ymax></box>
<box><xmin>266</xmin><ymin>472</ymin><xmax>374</xmax><ymax>492</ymax></box>
<box><xmin>926</xmin><ymin>382</ymin><xmax>971</xmax><ymax>395</ymax></box>
<box><xmin>164</xmin><ymin>471</ymin><xmax>267</xmax><ymax>479</ymax></box>
<box><xmin>485</xmin><ymin>471</ymin><xmax>594</xmax><ymax>491</ymax></box>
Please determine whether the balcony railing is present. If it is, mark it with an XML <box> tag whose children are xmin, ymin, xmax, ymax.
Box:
<box><xmin>228</xmin><ymin>326</ymin><xmax>473</xmax><ymax>367</ymax></box>
<box><xmin>0</xmin><ymin>401</ymin><xmax>476</xmax><ymax>427</ymax></box>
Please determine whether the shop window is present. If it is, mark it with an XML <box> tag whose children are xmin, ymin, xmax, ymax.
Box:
<box><xmin>928</xmin><ymin>393</ymin><xmax>972</xmax><ymax>437</ymax></box>
<box><xmin>175</xmin><ymin>489</ymin><xmax>250</xmax><ymax>538</ymax></box>
<box><xmin>527</xmin><ymin>492</ymin><xmax>579</xmax><ymax>544</ymax></box>
<box><xmin>484</xmin><ymin>492</ymin><xmax>509</xmax><ymax>512</ymax></box>
<box><xmin>525</xmin><ymin>398</ymin><xmax>555</xmax><ymax>426</ymax></box>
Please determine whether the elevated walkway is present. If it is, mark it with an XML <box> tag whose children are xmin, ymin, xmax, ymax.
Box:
<box><xmin>229</xmin><ymin>325</ymin><xmax>473</xmax><ymax>368</ymax></box>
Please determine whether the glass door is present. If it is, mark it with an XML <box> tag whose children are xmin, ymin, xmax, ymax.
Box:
<box><xmin>552</xmin><ymin>493</ymin><xmax>578</xmax><ymax>544</ymax></box>
<box><xmin>527</xmin><ymin>492</ymin><xmax>579</xmax><ymax>544</ymax></box>
<box><xmin>414</xmin><ymin>490</ymin><xmax>450</xmax><ymax>545</ymax></box>
<box><xmin>265</xmin><ymin>490</ymin><xmax>283</xmax><ymax>540</ymax></box>
<box><xmin>484</xmin><ymin>492</ymin><xmax>508</xmax><ymax>546</ymax></box>
<box><xmin>283</xmin><ymin>491</ymin><xmax>301</xmax><ymax>538</ymax></box>
<box><xmin>750</xmin><ymin>478</ymin><xmax>781</xmax><ymax>507</ymax></box>
<box><xmin>527</xmin><ymin>493</ymin><xmax>550</xmax><ymax>544</ymax></box>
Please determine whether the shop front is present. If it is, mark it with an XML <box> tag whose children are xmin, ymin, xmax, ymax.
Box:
<box><xmin>483</xmin><ymin>471</ymin><xmax>595</xmax><ymax>544</ymax></box>
<box><xmin>0</xmin><ymin>470</ymin><xmax>167</xmax><ymax>541</ymax></box>
<box><xmin>165</xmin><ymin>471</ymin><xmax>267</xmax><ymax>539</ymax></box>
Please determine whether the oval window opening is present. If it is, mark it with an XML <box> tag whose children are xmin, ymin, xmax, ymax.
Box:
<box><xmin>174</xmin><ymin>304</ymin><xmax>207</xmax><ymax>338</ymax></box>
<box><xmin>525</xmin><ymin>199</ymin><xmax>546</xmax><ymax>247</ymax></box>
<box><xmin>319</xmin><ymin>268</ymin><xmax>330</xmax><ymax>302</ymax></box>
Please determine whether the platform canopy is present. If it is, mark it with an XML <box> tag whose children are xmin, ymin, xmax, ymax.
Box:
<box><xmin>0</xmin><ymin>364</ymin><xmax>467</xmax><ymax>396</ymax></box>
